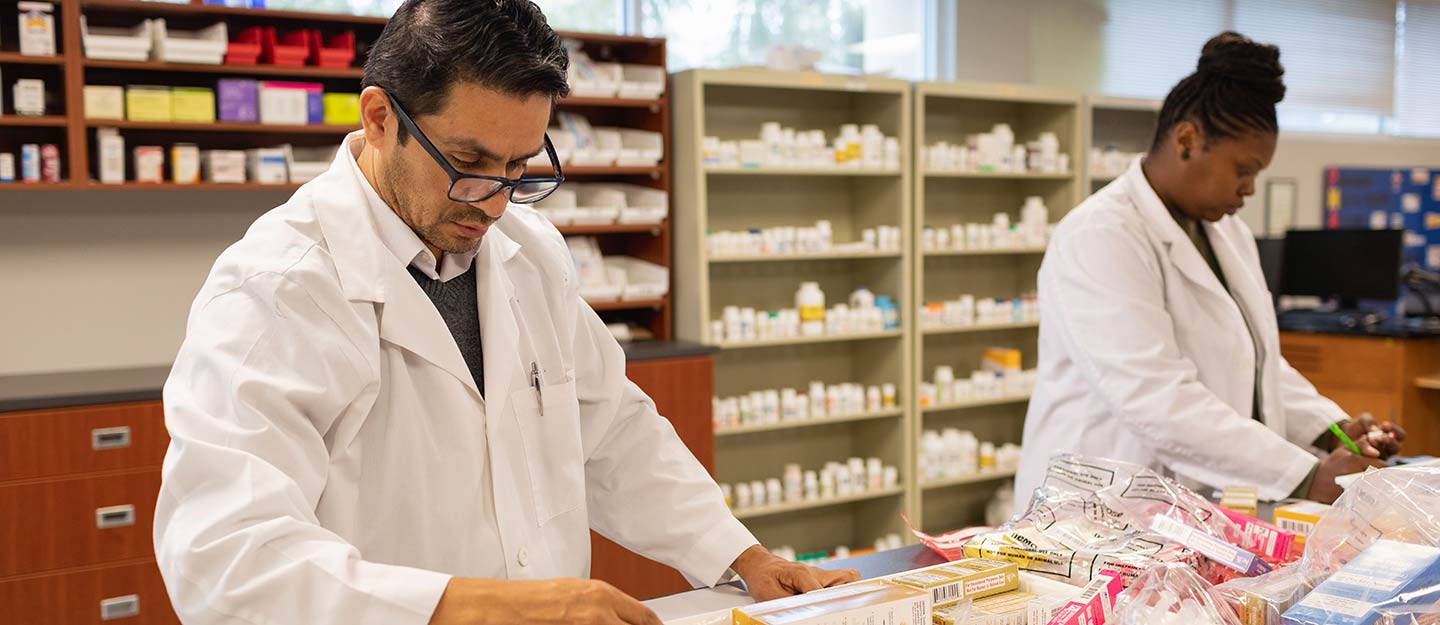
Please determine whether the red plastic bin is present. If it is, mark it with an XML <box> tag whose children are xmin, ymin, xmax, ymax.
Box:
<box><xmin>262</xmin><ymin>27</ymin><xmax>310</xmax><ymax>66</ymax></box>
<box><xmin>225</xmin><ymin>26</ymin><xmax>262</xmax><ymax>65</ymax></box>
<box><xmin>309</xmin><ymin>31</ymin><xmax>356</xmax><ymax>68</ymax></box>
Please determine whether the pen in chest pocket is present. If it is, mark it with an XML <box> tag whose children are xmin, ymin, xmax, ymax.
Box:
<box><xmin>531</xmin><ymin>361</ymin><xmax>544</xmax><ymax>416</ymax></box>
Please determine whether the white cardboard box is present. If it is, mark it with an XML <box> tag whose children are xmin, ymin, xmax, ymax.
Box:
<box><xmin>17</xmin><ymin>2</ymin><xmax>57</xmax><ymax>57</ymax></box>
<box><xmin>96</xmin><ymin>128</ymin><xmax>126</xmax><ymax>184</ymax></box>
<box><xmin>84</xmin><ymin>86</ymin><xmax>127</xmax><ymax>120</ymax></box>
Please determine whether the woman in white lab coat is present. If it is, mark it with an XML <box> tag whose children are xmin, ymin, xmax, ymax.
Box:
<box><xmin>1014</xmin><ymin>32</ymin><xmax>1403</xmax><ymax>511</ymax></box>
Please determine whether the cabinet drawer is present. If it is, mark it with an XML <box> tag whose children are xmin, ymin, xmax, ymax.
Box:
<box><xmin>0</xmin><ymin>471</ymin><xmax>160</xmax><ymax>577</ymax></box>
<box><xmin>0</xmin><ymin>402</ymin><xmax>168</xmax><ymax>482</ymax></box>
<box><xmin>0</xmin><ymin>560</ymin><xmax>178</xmax><ymax>625</ymax></box>
<box><xmin>1279</xmin><ymin>333</ymin><xmax>1402</xmax><ymax>390</ymax></box>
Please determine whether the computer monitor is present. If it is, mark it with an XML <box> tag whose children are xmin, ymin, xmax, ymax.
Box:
<box><xmin>1279</xmin><ymin>229</ymin><xmax>1403</xmax><ymax>306</ymax></box>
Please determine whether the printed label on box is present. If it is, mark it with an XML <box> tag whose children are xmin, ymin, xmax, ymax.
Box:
<box><xmin>1295</xmin><ymin>593</ymin><xmax>1376</xmax><ymax>618</ymax></box>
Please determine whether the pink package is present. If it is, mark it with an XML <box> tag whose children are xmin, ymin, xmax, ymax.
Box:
<box><xmin>1045</xmin><ymin>570</ymin><xmax>1124</xmax><ymax>625</ymax></box>
<box><xmin>1217</xmin><ymin>506</ymin><xmax>1296</xmax><ymax>561</ymax></box>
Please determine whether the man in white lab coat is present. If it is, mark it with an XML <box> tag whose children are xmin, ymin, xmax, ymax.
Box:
<box><xmin>1015</xmin><ymin>32</ymin><xmax>1403</xmax><ymax>512</ymax></box>
<box><xmin>155</xmin><ymin>2</ymin><xmax>856</xmax><ymax>623</ymax></box>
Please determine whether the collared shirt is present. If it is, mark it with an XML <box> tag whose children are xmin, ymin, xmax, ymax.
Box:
<box><xmin>344</xmin><ymin>134</ymin><xmax>480</xmax><ymax>282</ymax></box>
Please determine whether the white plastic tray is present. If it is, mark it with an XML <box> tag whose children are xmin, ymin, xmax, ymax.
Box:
<box><xmin>81</xmin><ymin>16</ymin><xmax>154</xmax><ymax>62</ymax></box>
<box><xmin>569</xmin><ymin>61</ymin><xmax>622</xmax><ymax>98</ymax></box>
<box><xmin>612</xmin><ymin>257</ymin><xmax>668</xmax><ymax>300</ymax></box>
<box><xmin>618</xmin><ymin>64</ymin><xmax>665</xmax><ymax>100</ymax></box>
<box><xmin>616</xmin><ymin>128</ymin><xmax>663</xmax><ymax>167</ymax></box>
<box><xmin>152</xmin><ymin>19</ymin><xmax>227</xmax><ymax>64</ymax></box>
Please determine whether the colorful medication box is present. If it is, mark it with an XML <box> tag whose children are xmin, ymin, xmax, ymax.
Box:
<box><xmin>218</xmin><ymin>79</ymin><xmax>259</xmax><ymax>122</ymax></box>
<box><xmin>1282</xmin><ymin>540</ymin><xmax>1440</xmax><ymax>625</ymax></box>
<box><xmin>126</xmin><ymin>86</ymin><xmax>173</xmax><ymax>122</ymax></box>
<box><xmin>172</xmin><ymin>87</ymin><xmax>216</xmax><ymax>123</ymax></box>
<box><xmin>84</xmin><ymin>85</ymin><xmax>126</xmax><ymax>120</ymax></box>
<box><xmin>1274</xmin><ymin>502</ymin><xmax>1331</xmax><ymax>550</ymax></box>
<box><xmin>1044</xmin><ymin>570</ymin><xmax>1123</xmax><ymax>625</ymax></box>
<box><xmin>323</xmin><ymin>93</ymin><xmax>360</xmax><ymax>125</ymax></box>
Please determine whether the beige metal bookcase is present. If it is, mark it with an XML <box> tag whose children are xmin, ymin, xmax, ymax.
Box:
<box><xmin>911</xmin><ymin>81</ymin><xmax>1084</xmax><ymax>533</ymax></box>
<box><xmin>1086</xmin><ymin>95</ymin><xmax>1162</xmax><ymax>189</ymax></box>
<box><xmin>673</xmin><ymin>69</ymin><xmax>914</xmax><ymax>556</ymax></box>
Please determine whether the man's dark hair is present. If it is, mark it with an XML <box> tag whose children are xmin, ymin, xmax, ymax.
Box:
<box><xmin>362</xmin><ymin>0</ymin><xmax>570</xmax><ymax>144</ymax></box>
<box><xmin>1150</xmin><ymin>31</ymin><xmax>1286</xmax><ymax>152</ymax></box>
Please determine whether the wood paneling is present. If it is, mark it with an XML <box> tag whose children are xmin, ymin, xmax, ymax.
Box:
<box><xmin>0</xmin><ymin>470</ymin><xmax>161</xmax><ymax>577</ymax></box>
<box><xmin>0</xmin><ymin>402</ymin><xmax>167</xmax><ymax>482</ymax></box>
<box><xmin>1280</xmin><ymin>332</ymin><xmax>1440</xmax><ymax>456</ymax></box>
<box><xmin>0</xmin><ymin>559</ymin><xmax>179</xmax><ymax>625</ymax></box>
<box><xmin>590</xmin><ymin>355</ymin><xmax>718</xmax><ymax>600</ymax></box>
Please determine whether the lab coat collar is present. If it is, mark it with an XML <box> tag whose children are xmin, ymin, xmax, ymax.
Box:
<box><xmin>1123</xmin><ymin>156</ymin><xmax>1232</xmax><ymax>303</ymax></box>
<box><xmin>311</xmin><ymin>132</ymin><xmax>524</xmax><ymax>401</ymax></box>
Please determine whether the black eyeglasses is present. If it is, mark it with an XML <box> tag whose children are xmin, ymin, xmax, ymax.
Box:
<box><xmin>384</xmin><ymin>90</ymin><xmax>564</xmax><ymax>204</ymax></box>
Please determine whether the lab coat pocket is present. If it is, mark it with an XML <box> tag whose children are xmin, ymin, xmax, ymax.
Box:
<box><xmin>511</xmin><ymin>379</ymin><xmax>586</xmax><ymax>525</ymax></box>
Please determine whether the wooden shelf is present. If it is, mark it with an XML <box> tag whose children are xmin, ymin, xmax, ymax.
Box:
<box><xmin>710</xmin><ymin>249</ymin><xmax>902</xmax><ymax>263</ymax></box>
<box><xmin>586</xmin><ymin>298</ymin><xmax>666</xmax><ymax>312</ymax></box>
<box><xmin>921</xmin><ymin>393</ymin><xmax>1032</xmax><ymax>414</ymax></box>
<box><xmin>83</xmin><ymin>59</ymin><xmax>365</xmax><ymax>80</ymax></box>
<box><xmin>924</xmin><ymin>170</ymin><xmax>1072</xmax><ymax>180</ymax></box>
<box><xmin>1416</xmin><ymin>375</ymin><xmax>1440</xmax><ymax>391</ymax></box>
<box><xmin>924</xmin><ymin>246</ymin><xmax>1047</xmax><ymax>257</ymax></box>
<box><xmin>0</xmin><ymin>181</ymin><xmax>79</xmax><ymax>190</ymax></box>
<box><xmin>922</xmin><ymin>321</ymin><xmax>1039</xmax><ymax>336</ymax></box>
<box><xmin>706</xmin><ymin>167</ymin><xmax>902</xmax><ymax>177</ymax></box>
<box><xmin>716</xmin><ymin>409</ymin><xmax>903</xmax><ymax>437</ymax></box>
<box><xmin>732</xmin><ymin>487</ymin><xmax>904</xmax><ymax>521</ymax></box>
<box><xmin>85</xmin><ymin>120</ymin><xmax>359</xmax><ymax>134</ymax></box>
<box><xmin>538</xmin><ymin>165</ymin><xmax>664</xmax><ymax>177</ymax></box>
<box><xmin>0</xmin><ymin>52</ymin><xmax>66</xmax><ymax>66</ymax></box>
<box><xmin>79</xmin><ymin>0</ymin><xmax>391</xmax><ymax>25</ymax></box>
<box><xmin>557</xmin><ymin>222</ymin><xmax>665</xmax><ymax>236</ymax></box>
<box><xmin>713</xmin><ymin>329</ymin><xmax>904</xmax><ymax>351</ymax></box>
<box><xmin>80</xmin><ymin>182</ymin><xmax>302</xmax><ymax>190</ymax></box>
<box><xmin>0</xmin><ymin>115</ymin><xmax>68</xmax><ymax>128</ymax></box>
<box><xmin>558</xmin><ymin>96</ymin><xmax>664</xmax><ymax>109</ymax></box>
<box><xmin>921</xmin><ymin>470</ymin><xmax>1017</xmax><ymax>490</ymax></box>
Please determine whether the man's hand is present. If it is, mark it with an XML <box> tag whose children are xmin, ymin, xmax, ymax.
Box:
<box><xmin>731</xmin><ymin>545</ymin><xmax>860</xmax><ymax>602</ymax></box>
<box><xmin>1334</xmin><ymin>414</ymin><xmax>1405</xmax><ymax>459</ymax></box>
<box><xmin>1308</xmin><ymin>447</ymin><xmax>1385</xmax><ymax>504</ymax></box>
<box><xmin>430</xmin><ymin>577</ymin><xmax>661</xmax><ymax>625</ymax></box>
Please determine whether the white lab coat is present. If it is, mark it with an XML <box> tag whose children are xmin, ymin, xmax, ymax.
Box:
<box><xmin>155</xmin><ymin>140</ymin><xmax>757</xmax><ymax>625</ymax></box>
<box><xmin>1014</xmin><ymin>158</ymin><xmax>1347</xmax><ymax>509</ymax></box>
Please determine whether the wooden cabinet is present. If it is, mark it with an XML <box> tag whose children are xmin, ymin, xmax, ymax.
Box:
<box><xmin>1280</xmin><ymin>332</ymin><xmax>1440</xmax><ymax>456</ymax></box>
<box><xmin>0</xmin><ymin>402</ymin><xmax>168</xmax><ymax>482</ymax></box>
<box><xmin>0</xmin><ymin>400</ymin><xmax>177</xmax><ymax>623</ymax></box>
<box><xmin>590</xmin><ymin>354</ymin><xmax>718</xmax><ymax>600</ymax></box>
<box><xmin>0</xmin><ymin>560</ymin><xmax>179</xmax><ymax>625</ymax></box>
<box><xmin>0</xmin><ymin>470</ymin><xmax>162</xmax><ymax>577</ymax></box>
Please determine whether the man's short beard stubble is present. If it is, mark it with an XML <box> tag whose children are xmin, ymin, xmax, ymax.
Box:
<box><xmin>382</xmin><ymin>150</ymin><xmax>499</xmax><ymax>255</ymax></box>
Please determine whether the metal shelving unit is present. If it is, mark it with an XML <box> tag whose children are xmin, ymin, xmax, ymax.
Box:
<box><xmin>1085</xmin><ymin>95</ymin><xmax>1161</xmax><ymax>189</ymax></box>
<box><xmin>911</xmin><ymin>81</ymin><xmax>1084</xmax><ymax>533</ymax></box>
<box><xmin>674</xmin><ymin>68</ymin><xmax>913</xmax><ymax>555</ymax></box>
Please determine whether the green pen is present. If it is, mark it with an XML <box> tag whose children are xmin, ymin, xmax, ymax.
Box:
<box><xmin>1330</xmin><ymin>422</ymin><xmax>1363</xmax><ymax>456</ymax></box>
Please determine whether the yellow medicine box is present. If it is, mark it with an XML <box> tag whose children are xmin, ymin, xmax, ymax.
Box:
<box><xmin>933</xmin><ymin>591</ymin><xmax>1036</xmax><ymax>625</ymax></box>
<box><xmin>323</xmin><ymin>93</ymin><xmax>360</xmax><ymax>126</ymax></box>
<box><xmin>894</xmin><ymin>559</ymin><xmax>1019</xmax><ymax>608</ymax></box>
<box><xmin>733</xmin><ymin>581</ymin><xmax>929</xmax><ymax>625</ymax></box>
<box><xmin>172</xmin><ymin>87</ymin><xmax>216</xmax><ymax>123</ymax></box>
<box><xmin>1274</xmin><ymin>501</ymin><xmax>1330</xmax><ymax>549</ymax></box>
<box><xmin>84</xmin><ymin>85</ymin><xmax>125</xmax><ymax>120</ymax></box>
<box><xmin>982</xmin><ymin>348</ymin><xmax>1022</xmax><ymax>372</ymax></box>
<box><xmin>126</xmin><ymin>86</ymin><xmax>173</xmax><ymax>122</ymax></box>
<box><xmin>1220</xmin><ymin>485</ymin><xmax>1259</xmax><ymax>518</ymax></box>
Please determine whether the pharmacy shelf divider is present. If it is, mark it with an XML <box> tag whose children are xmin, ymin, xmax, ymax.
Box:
<box><xmin>911</xmin><ymin>80</ymin><xmax>1083</xmax><ymax>533</ymax></box>
<box><xmin>1084</xmin><ymin>95</ymin><xmax>1161</xmax><ymax>190</ymax></box>
<box><xmin>715</xmin><ymin>408</ymin><xmax>904</xmax><ymax>438</ymax></box>
<box><xmin>673</xmin><ymin>68</ymin><xmax>914</xmax><ymax>556</ymax></box>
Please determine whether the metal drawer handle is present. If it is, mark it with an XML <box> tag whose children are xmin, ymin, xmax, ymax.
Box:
<box><xmin>95</xmin><ymin>505</ymin><xmax>135</xmax><ymax>529</ymax></box>
<box><xmin>100</xmin><ymin>594</ymin><xmax>140</xmax><ymax>621</ymax></box>
<box><xmin>91</xmin><ymin>426</ymin><xmax>132</xmax><ymax>451</ymax></box>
